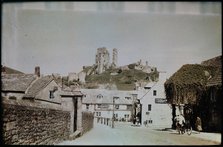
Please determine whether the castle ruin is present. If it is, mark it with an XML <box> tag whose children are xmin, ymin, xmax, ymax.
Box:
<box><xmin>111</xmin><ymin>48</ymin><xmax>118</xmax><ymax>68</ymax></box>
<box><xmin>95</xmin><ymin>47</ymin><xmax>118</xmax><ymax>74</ymax></box>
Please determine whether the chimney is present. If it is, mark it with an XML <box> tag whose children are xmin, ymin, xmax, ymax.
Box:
<box><xmin>35</xmin><ymin>66</ymin><xmax>40</xmax><ymax>77</ymax></box>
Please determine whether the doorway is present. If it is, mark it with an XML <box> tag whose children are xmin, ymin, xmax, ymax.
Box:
<box><xmin>73</xmin><ymin>97</ymin><xmax>78</xmax><ymax>132</ymax></box>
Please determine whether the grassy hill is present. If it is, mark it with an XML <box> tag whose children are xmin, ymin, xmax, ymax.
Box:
<box><xmin>85</xmin><ymin>68</ymin><xmax>159</xmax><ymax>90</ymax></box>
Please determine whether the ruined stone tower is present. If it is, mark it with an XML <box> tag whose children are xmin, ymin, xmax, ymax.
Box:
<box><xmin>112</xmin><ymin>48</ymin><xmax>118</xmax><ymax>68</ymax></box>
<box><xmin>95</xmin><ymin>47</ymin><xmax>110</xmax><ymax>74</ymax></box>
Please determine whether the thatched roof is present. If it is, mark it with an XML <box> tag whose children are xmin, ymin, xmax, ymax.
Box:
<box><xmin>201</xmin><ymin>55</ymin><xmax>221</xmax><ymax>67</ymax></box>
<box><xmin>164</xmin><ymin>64</ymin><xmax>216</xmax><ymax>105</ymax></box>
<box><xmin>206</xmin><ymin>66</ymin><xmax>222</xmax><ymax>87</ymax></box>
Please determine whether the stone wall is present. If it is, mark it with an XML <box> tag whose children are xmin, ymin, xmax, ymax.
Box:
<box><xmin>82</xmin><ymin>111</ymin><xmax>94</xmax><ymax>134</ymax></box>
<box><xmin>2</xmin><ymin>102</ymin><xmax>70</xmax><ymax>145</ymax></box>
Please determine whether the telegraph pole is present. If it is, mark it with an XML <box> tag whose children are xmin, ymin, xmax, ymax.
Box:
<box><xmin>112</xmin><ymin>97</ymin><xmax>119</xmax><ymax>128</ymax></box>
<box><xmin>112</xmin><ymin>97</ymin><xmax>115</xmax><ymax>128</ymax></box>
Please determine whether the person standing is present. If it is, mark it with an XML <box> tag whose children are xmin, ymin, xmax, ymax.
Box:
<box><xmin>195</xmin><ymin>116</ymin><xmax>202</xmax><ymax>133</ymax></box>
<box><xmin>178</xmin><ymin>114</ymin><xmax>185</xmax><ymax>127</ymax></box>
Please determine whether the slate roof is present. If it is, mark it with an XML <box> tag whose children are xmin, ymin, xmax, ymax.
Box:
<box><xmin>82</xmin><ymin>89</ymin><xmax>134</xmax><ymax>105</ymax></box>
<box><xmin>2</xmin><ymin>74</ymin><xmax>37</xmax><ymax>92</ymax></box>
<box><xmin>60</xmin><ymin>87</ymin><xmax>84</xmax><ymax>97</ymax></box>
<box><xmin>23</xmin><ymin>75</ymin><xmax>54</xmax><ymax>98</ymax></box>
<box><xmin>2</xmin><ymin>65</ymin><xmax>24</xmax><ymax>74</ymax></box>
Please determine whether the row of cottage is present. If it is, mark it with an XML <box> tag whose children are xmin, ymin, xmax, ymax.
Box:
<box><xmin>1</xmin><ymin>66</ymin><xmax>92</xmax><ymax>145</ymax></box>
<box><xmin>1</xmin><ymin>55</ymin><xmax>221</xmax><ymax>144</ymax></box>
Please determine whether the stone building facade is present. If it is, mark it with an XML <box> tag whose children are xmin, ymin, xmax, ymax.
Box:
<box><xmin>81</xmin><ymin>89</ymin><xmax>137</xmax><ymax>122</ymax></box>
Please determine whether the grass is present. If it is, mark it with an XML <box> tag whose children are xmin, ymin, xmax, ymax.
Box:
<box><xmin>85</xmin><ymin>68</ymin><xmax>159</xmax><ymax>90</ymax></box>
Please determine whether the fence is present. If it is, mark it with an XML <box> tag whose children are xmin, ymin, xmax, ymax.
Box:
<box><xmin>95</xmin><ymin>117</ymin><xmax>113</xmax><ymax>127</ymax></box>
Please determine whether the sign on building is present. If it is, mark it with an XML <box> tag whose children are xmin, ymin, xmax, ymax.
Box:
<box><xmin>155</xmin><ymin>98</ymin><xmax>167</xmax><ymax>104</ymax></box>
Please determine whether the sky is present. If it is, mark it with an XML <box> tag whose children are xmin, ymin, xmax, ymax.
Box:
<box><xmin>2</xmin><ymin>2</ymin><xmax>222</xmax><ymax>78</ymax></box>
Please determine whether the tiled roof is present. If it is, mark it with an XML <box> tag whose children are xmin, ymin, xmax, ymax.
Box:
<box><xmin>23</xmin><ymin>75</ymin><xmax>54</xmax><ymax>98</ymax></box>
<box><xmin>82</xmin><ymin>89</ymin><xmax>133</xmax><ymax>105</ymax></box>
<box><xmin>2</xmin><ymin>74</ymin><xmax>37</xmax><ymax>92</ymax></box>
<box><xmin>207</xmin><ymin>67</ymin><xmax>222</xmax><ymax>87</ymax></box>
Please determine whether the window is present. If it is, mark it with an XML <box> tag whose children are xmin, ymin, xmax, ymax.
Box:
<box><xmin>125</xmin><ymin>97</ymin><xmax>131</xmax><ymax>100</ymax></box>
<box><xmin>49</xmin><ymin>91</ymin><xmax>54</xmax><ymax>99</ymax></box>
<box><xmin>125</xmin><ymin>114</ymin><xmax>129</xmax><ymax>118</ymax></box>
<box><xmin>101</xmin><ymin>104</ymin><xmax>109</xmax><ymax>109</ymax></box>
<box><xmin>86</xmin><ymin>104</ymin><xmax>89</xmax><ymax>110</ymax></box>
<box><xmin>127</xmin><ymin>105</ymin><xmax>132</xmax><ymax>110</ymax></box>
<box><xmin>97</xmin><ymin>94</ymin><xmax>103</xmax><ymax>99</ymax></box>
<box><xmin>9</xmin><ymin>96</ymin><xmax>16</xmax><ymax>100</ymax></box>
<box><xmin>148</xmin><ymin>104</ymin><xmax>152</xmax><ymax>111</ymax></box>
<box><xmin>115</xmin><ymin>105</ymin><xmax>119</xmax><ymax>109</ymax></box>
<box><xmin>153</xmin><ymin>90</ymin><xmax>157</xmax><ymax>96</ymax></box>
<box><xmin>97</xmin><ymin>104</ymin><xmax>101</xmax><ymax>109</ymax></box>
<box><xmin>96</xmin><ymin>112</ymin><xmax>101</xmax><ymax>116</ymax></box>
<box><xmin>115</xmin><ymin>113</ymin><xmax>118</xmax><ymax>118</ymax></box>
<box><xmin>114</xmin><ymin>97</ymin><xmax>119</xmax><ymax>100</ymax></box>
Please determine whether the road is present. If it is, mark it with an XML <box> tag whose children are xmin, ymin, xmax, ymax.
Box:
<box><xmin>57</xmin><ymin>122</ymin><xmax>221</xmax><ymax>145</ymax></box>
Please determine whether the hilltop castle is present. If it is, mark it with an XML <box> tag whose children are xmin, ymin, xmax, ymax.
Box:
<box><xmin>95</xmin><ymin>47</ymin><xmax>118</xmax><ymax>74</ymax></box>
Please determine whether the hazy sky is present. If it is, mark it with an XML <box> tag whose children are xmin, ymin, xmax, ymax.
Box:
<box><xmin>2</xmin><ymin>2</ymin><xmax>222</xmax><ymax>78</ymax></box>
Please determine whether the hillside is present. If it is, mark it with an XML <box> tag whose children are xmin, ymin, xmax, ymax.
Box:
<box><xmin>84</xmin><ymin>68</ymin><xmax>159</xmax><ymax>90</ymax></box>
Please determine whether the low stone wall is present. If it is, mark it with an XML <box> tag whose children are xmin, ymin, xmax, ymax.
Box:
<box><xmin>82</xmin><ymin>111</ymin><xmax>94</xmax><ymax>134</ymax></box>
<box><xmin>2</xmin><ymin>101</ymin><xmax>70</xmax><ymax>145</ymax></box>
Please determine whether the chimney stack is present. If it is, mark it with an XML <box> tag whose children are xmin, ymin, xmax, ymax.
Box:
<box><xmin>35</xmin><ymin>66</ymin><xmax>40</xmax><ymax>77</ymax></box>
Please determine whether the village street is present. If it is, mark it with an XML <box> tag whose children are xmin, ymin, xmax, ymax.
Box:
<box><xmin>58</xmin><ymin>121</ymin><xmax>221</xmax><ymax>145</ymax></box>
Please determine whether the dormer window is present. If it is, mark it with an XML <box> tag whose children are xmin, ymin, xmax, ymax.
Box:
<box><xmin>53</xmin><ymin>86</ymin><xmax>58</xmax><ymax>91</ymax></box>
<box><xmin>49</xmin><ymin>90</ymin><xmax>54</xmax><ymax>99</ymax></box>
<box><xmin>97</xmin><ymin>104</ymin><xmax>101</xmax><ymax>109</ymax></box>
<box><xmin>125</xmin><ymin>97</ymin><xmax>131</xmax><ymax>100</ymax></box>
<box><xmin>97</xmin><ymin>94</ymin><xmax>103</xmax><ymax>99</ymax></box>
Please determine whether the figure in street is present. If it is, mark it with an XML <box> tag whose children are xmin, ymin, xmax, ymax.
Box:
<box><xmin>195</xmin><ymin>116</ymin><xmax>202</xmax><ymax>133</ymax></box>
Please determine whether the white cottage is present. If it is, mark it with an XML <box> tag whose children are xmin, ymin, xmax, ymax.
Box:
<box><xmin>138</xmin><ymin>72</ymin><xmax>172</xmax><ymax>129</ymax></box>
<box><xmin>81</xmin><ymin>89</ymin><xmax>136</xmax><ymax>122</ymax></box>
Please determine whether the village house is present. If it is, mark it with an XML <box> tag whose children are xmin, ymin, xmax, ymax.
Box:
<box><xmin>81</xmin><ymin>89</ymin><xmax>137</xmax><ymax>122</ymax></box>
<box><xmin>164</xmin><ymin>55</ymin><xmax>222</xmax><ymax>132</ymax></box>
<box><xmin>1</xmin><ymin>66</ymin><xmax>93</xmax><ymax>145</ymax></box>
<box><xmin>2</xmin><ymin>73</ymin><xmax>38</xmax><ymax>100</ymax></box>
<box><xmin>2</xmin><ymin>66</ymin><xmax>62</xmax><ymax>106</ymax></box>
<box><xmin>137</xmin><ymin>71</ymin><xmax>172</xmax><ymax>129</ymax></box>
